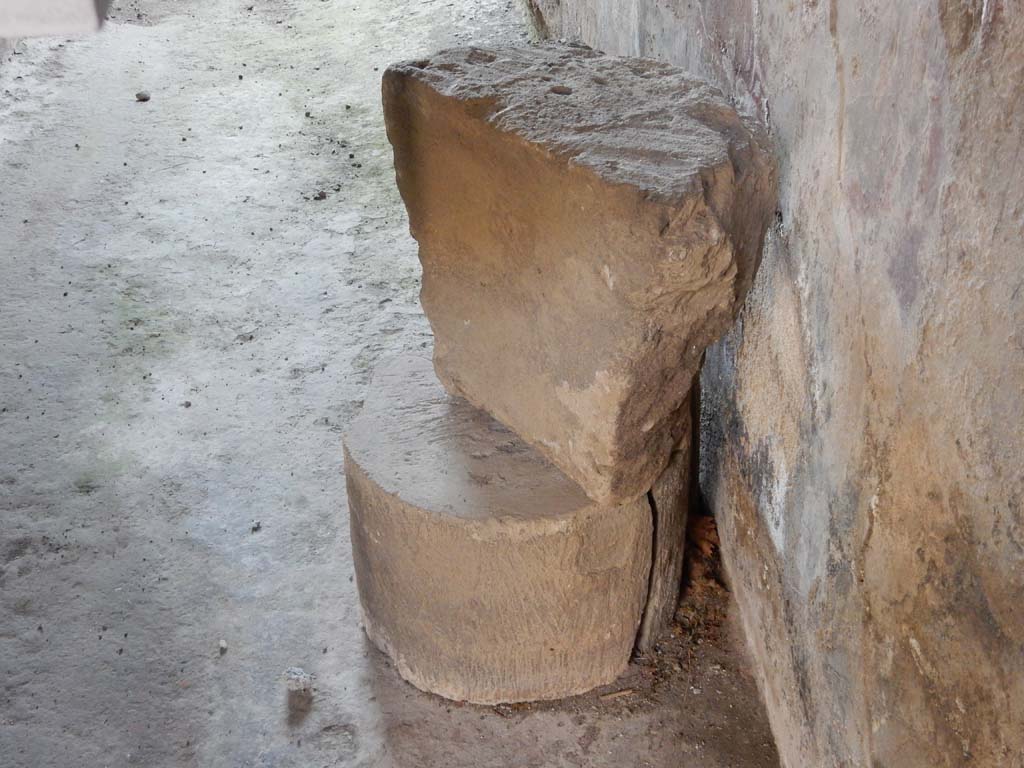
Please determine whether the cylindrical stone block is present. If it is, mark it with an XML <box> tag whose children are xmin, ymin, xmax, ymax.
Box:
<box><xmin>344</xmin><ymin>355</ymin><xmax>652</xmax><ymax>704</ymax></box>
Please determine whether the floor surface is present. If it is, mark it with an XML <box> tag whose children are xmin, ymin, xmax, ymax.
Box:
<box><xmin>0</xmin><ymin>1</ymin><xmax>779</xmax><ymax>765</ymax></box>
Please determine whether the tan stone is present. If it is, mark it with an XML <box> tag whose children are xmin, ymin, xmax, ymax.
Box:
<box><xmin>383</xmin><ymin>44</ymin><xmax>775</xmax><ymax>504</ymax></box>
<box><xmin>344</xmin><ymin>355</ymin><xmax>652</xmax><ymax>704</ymax></box>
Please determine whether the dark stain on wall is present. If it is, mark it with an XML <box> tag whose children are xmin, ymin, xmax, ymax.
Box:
<box><xmin>938</xmin><ymin>0</ymin><xmax>982</xmax><ymax>58</ymax></box>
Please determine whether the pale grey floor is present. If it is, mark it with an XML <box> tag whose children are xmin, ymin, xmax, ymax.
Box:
<box><xmin>0</xmin><ymin>1</ymin><xmax>777</xmax><ymax>765</ymax></box>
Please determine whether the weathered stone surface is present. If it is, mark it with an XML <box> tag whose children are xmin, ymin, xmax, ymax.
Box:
<box><xmin>383</xmin><ymin>44</ymin><xmax>775</xmax><ymax>505</ymax></box>
<box><xmin>533</xmin><ymin>2</ymin><xmax>1024</xmax><ymax>767</ymax></box>
<box><xmin>636</xmin><ymin>404</ymin><xmax>692</xmax><ymax>652</ymax></box>
<box><xmin>344</xmin><ymin>355</ymin><xmax>652</xmax><ymax>704</ymax></box>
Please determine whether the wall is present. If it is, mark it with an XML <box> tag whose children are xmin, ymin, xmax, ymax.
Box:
<box><xmin>530</xmin><ymin>2</ymin><xmax>1024</xmax><ymax>766</ymax></box>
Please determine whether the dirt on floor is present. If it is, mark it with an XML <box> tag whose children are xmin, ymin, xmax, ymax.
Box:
<box><xmin>0</xmin><ymin>1</ymin><xmax>779</xmax><ymax>766</ymax></box>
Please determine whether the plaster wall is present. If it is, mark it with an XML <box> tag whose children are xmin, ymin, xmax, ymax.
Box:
<box><xmin>0</xmin><ymin>0</ymin><xmax>109</xmax><ymax>37</ymax></box>
<box><xmin>530</xmin><ymin>2</ymin><xmax>1024</xmax><ymax>766</ymax></box>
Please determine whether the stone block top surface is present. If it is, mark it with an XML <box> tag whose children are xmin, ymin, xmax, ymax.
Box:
<box><xmin>388</xmin><ymin>44</ymin><xmax>754</xmax><ymax>202</ymax></box>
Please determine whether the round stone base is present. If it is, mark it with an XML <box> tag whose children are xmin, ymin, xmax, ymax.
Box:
<box><xmin>344</xmin><ymin>355</ymin><xmax>651</xmax><ymax>704</ymax></box>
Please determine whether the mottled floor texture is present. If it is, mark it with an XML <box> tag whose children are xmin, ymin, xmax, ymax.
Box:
<box><xmin>0</xmin><ymin>1</ymin><xmax>779</xmax><ymax>765</ymax></box>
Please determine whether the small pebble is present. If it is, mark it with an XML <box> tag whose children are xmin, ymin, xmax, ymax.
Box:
<box><xmin>219</xmin><ymin>639</ymin><xmax>228</xmax><ymax>655</ymax></box>
<box><xmin>135</xmin><ymin>91</ymin><xmax>150</xmax><ymax>102</ymax></box>
<box><xmin>251</xmin><ymin>520</ymin><xmax>262</xmax><ymax>533</ymax></box>
<box><xmin>284</xmin><ymin>667</ymin><xmax>313</xmax><ymax>693</ymax></box>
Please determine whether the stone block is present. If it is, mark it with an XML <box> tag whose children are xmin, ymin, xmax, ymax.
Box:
<box><xmin>383</xmin><ymin>44</ymin><xmax>775</xmax><ymax>504</ymax></box>
<box><xmin>344</xmin><ymin>355</ymin><xmax>652</xmax><ymax>704</ymax></box>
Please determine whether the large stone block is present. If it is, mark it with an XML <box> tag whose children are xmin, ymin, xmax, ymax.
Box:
<box><xmin>383</xmin><ymin>44</ymin><xmax>775</xmax><ymax>504</ymax></box>
<box><xmin>344</xmin><ymin>356</ymin><xmax>652</xmax><ymax>704</ymax></box>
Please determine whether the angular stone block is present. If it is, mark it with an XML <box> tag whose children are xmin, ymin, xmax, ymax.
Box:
<box><xmin>344</xmin><ymin>356</ymin><xmax>652</xmax><ymax>704</ymax></box>
<box><xmin>635</xmin><ymin>408</ymin><xmax>692</xmax><ymax>652</ymax></box>
<box><xmin>383</xmin><ymin>44</ymin><xmax>775</xmax><ymax>504</ymax></box>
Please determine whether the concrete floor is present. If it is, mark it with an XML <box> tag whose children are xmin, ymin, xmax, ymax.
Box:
<box><xmin>0</xmin><ymin>1</ymin><xmax>779</xmax><ymax>766</ymax></box>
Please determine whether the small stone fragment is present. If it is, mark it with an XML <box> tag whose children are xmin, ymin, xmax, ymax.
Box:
<box><xmin>383</xmin><ymin>44</ymin><xmax>775</xmax><ymax>504</ymax></box>
<box><xmin>218</xmin><ymin>639</ymin><xmax>228</xmax><ymax>655</ymax></box>
<box><xmin>135</xmin><ymin>91</ymin><xmax>150</xmax><ymax>102</ymax></box>
<box><xmin>250</xmin><ymin>520</ymin><xmax>261</xmax><ymax>533</ymax></box>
